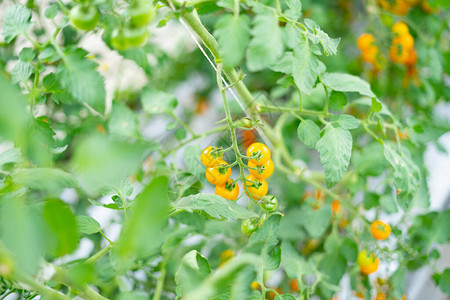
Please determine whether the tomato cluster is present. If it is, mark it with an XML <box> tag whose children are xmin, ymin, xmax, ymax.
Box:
<box><xmin>377</xmin><ymin>0</ymin><xmax>434</xmax><ymax>15</ymax></box>
<box><xmin>200</xmin><ymin>142</ymin><xmax>277</xmax><ymax>236</ymax></box>
<box><xmin>357</xmin><ymin>33</ymin><xmax>382</xmax><ymax>71</ymax></box>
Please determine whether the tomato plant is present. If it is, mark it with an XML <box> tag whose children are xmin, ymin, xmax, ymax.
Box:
<box><xmin>0</xmin><ymin>0</ymin><xmax>449</xmax><ymax>299</ymax></box>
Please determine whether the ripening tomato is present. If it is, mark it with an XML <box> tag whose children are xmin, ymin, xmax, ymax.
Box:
<box><xmin>124</xmin><ymin>26</ymin><xmax>149</xmax><ymax>48</ymax></box>
<box><xmin>404</xmin><ymin>49</ymin><xmax>417</xmax><ymax>66</ymax></box>
<box><xmin>247</xmin><ymin>143</ymin><xmax>271</xmax><ymax>165</ymax></box>
<box><xmin>200</xmin><ymin>146</ymin><xmax>223</xmax><ymax>167</ymax></box>
<box><xmin>370</xmin><ymin>220</ymin><xmax>391</xmax><ymax>240</ymax></box>
<box><xmin>215</xmin><ymin>180</ymin><xmax>239</xmax><ymax>201</ymax></box>
<box><xmin>129</xmin><ymin>0</ymin><xmax>156</xmax><ymax>27</ymax></box>
<box><xmin>357</xmin><ymin>33</ymin><xmax>375</xmax><ymax>51</ymax></box>
<box><xmin>357</xmin><ymin>250</ymin><xmax>379</xmax><ymax>275</ymax></box>
<box><xmin>70</xmin><ymin>5</ymin><xmax>100</xmax><ymax>31</ymax></box>
<box><xmin>245</xmin><ymin>174</ymin><xmax>268</xmax><ymax>200</ymax></box>
<box><xmin>241</xmin><ymin>218</ymin><xmax>258</xmax><ymax>235</ymax></box>
<box><xmin>392</xmin><ymin>22</ymin><xmax>409</xmax><ymax>36</ymax></box>
<box><xmin>205</xmin><ymin>160</ymin><xmax>231</xmax><ymax>185</ymax></box>
<box><xmin>251</xmin><ymin>281</ymin><xmax>261</xmax><ymax>291</ymax></box>
<box><xmin>289</xmin><ymin>279</ymin><xmax>298</xmax><ymax>292</ymax></box>
<box><xmin>248</xmin><ymin>158</ymin><xmax>274</xmax><ymax>179</ymax></box>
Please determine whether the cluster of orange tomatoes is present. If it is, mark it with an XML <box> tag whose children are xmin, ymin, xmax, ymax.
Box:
<box><xmin>358</xmin><ymin>220</ymin><xmax>391</xmax><ymax>275</ymax></box>
<box><xmin>200</xmin><ymin>142</ymin><xmax>273</xmax><ymax>201</ymax></box>
<box><xmin>377</xmin><ymin>0</ymin><xmax>434</xmax><ymax>15</ymax></box>
<box><xmin>389</xmin><ymin>22</ymin><xmax>417</xmax><ymax>67</ymax></box>
<box><xmin>357</xmin><ymin>33</ymin><xmax>382</xmax><ymax>71</ymax></box>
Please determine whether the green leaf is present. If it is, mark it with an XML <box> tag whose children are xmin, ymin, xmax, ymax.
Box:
<box><xmin>437</xmin><ymin>269</ymin><xmax>450</xmax><ymax>295</ymax></box>
<box><xmin>44</xmin><ymin>3</ymin><xmax>59</xmax><ymax>19</ymax></box>
<box><xmin>293</xmin><ymin>38</ymin><xmax>321</xmax><ymax>95</ymax></box>
<box><xmin>120</xmin><ymin>48</ymin><xmax>151</xmax><ymax>74</ymax></box>
<box><xmin>101</xmin><ymin>177</ymin><xmax>134</xmax><ymax>197</ymax></box>
<box><xmin>13</xmin><ymin>168</ymin><xmax>78</xmax><ymax>194</ymax></box>
<box><xmin>141</xmin><ymin>88</ymin><xmax>178</xmax><ymax>114</ymax></box>
<box><xmin>246</xmin><ymin>12</ymin><xmax>283</xmax><ymax>72</ymax></box>
<box><xmin>43</xmin><ymin>199</ymin><xmax>79</xmax><ymax>257</ymax></box>
<box><xmin>0</xmin><ymin>147</ymin><xmax>22</xmax><ymax>167</ymax></box>
<box><xmin>0</xmin><ymin>197</ymin><xmax>43</xmax><ymax>275</ymax></box>
<box><xmin>321</xmin><ymin>72</ymin><xmax>376</xmax><ymax>98</ymax></box>
<box><xmin>215</xmin><ymin>14</ymin><xmax>250</xmax><ymax>67</ymax></box>
<box><xmin>175</xmin><ymin>250</ymin><xmax>211</xmax><ymax>296</ymax></box>
<box><xmin>71</xmin><ymin>134</ymin><xmax>146</xmax><ymax>194</ymax></box>
<box><xmin>315</xmin><ymin>125</ymin><xmax>353</xmax><ymax>188</ymax></box>
<box><xmin>11</xmin><ymin>61</ymin><xmax>33</xmax><ymax>84</ymax></box>
<box><xmin>303</xmin><ymin>19</ymin><xmax>340</xmax><ymax>55</ymax></box>
<box><xmin>297</xmin><ymin>119</ymin><xmax>321</xmax><ymax>148</ymax></box>
<box><xmin>302</xmin><ymin>203</ymin><xmax>331</xmax><ymax>238</ymax></box>
<box><xmin>383</xmin><ymin>143</ymin><xmax>420</xmax><ymax>208</ymax></box>
<box><xmin>57</xmin><ymin>53</ymin><xmax>106</xmax><ymax>114</ymax></box>
<box><xmin>19</xmin><ymin>48</ymin><xmax>35</xmax><ymax>62</ymax></box>
<box><xmin>340</xmin><ymin>238</ymin><xmax>358</xmax><ymax>262</ymax></box>
<box><xmin>379</xmin><ymin>193</ymin><xmax>398</xmax><ymax>214</ymax></box>
<box><xmin>329</xmin><ymin>91</ymin><xmax>347</xmax><ymax>111</ymax></box>
<box><xmin>108</xmin><ymin>102</ymin><xmax>139</xmax><ymax>138</ymax></box>
<box><xmin>184</xmin><ymin>144</ymin><xmax>206</xmax><ymax>182</ymax></box>
<box><xmin>76</xmin><ymin>216</ymin><xmax>101</xmax><ymax>234</ymax></box>
<box><xmin>318</xmin><ymin>250</ymin><xmax>346</xmax><ymax>285</ymax></box>
<box><xmin>246</xmin><ymin>215</ymin><xmax>282</xmax><ymax>270</ymax></box>
<box><xmin>116</xmin><ymin>176</ymin><xmax>169</xmax><ymax>260</ymax></box>
<box><xmin>352</xmin><ymin>142</ymin><xmax>388</xmax><ymax>176</ymax></box>
<box><xmin>371</xmin><ymin>98</ymin><xmax>382</xmax><ymax>112</ymax></box>
<box><xmin>281</xmin><ymin>241</ymin><xmax>311</xmax><ymax>279</ymax></box>
<box><xmin>276</xmin><ymin>294</ymin><xmax>296</xmax><ymax>300</ymax></box>
<box><xmin>1</xmin><ymin>5</ymin><xmax>32</xmax><ymax>43</ymax></box>
<box><xmin>285</xmin><ymin>0</ymin><xmax>302</xmax><ymax>20</ymax></box>
<box><xmin>338</xmin><ymin>114</ymin><xmax>360</xmax><ymax>130</ymax></box>
<box><xmin>172</xmin><ymin>194</ymin><xmax>258</xmax><ymax>220</ymax></box>
<box><xmin>363</xmin><ymin>192</ymin><xmax>380</xmax><ymax>209</ymax></box>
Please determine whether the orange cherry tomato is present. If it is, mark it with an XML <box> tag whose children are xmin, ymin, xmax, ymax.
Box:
<box><xmin>247</xmin><ymin>143</ymin><xmax>271</xmax><ymax>165</ymax></box>
<box><xmin>245</xmin><ymin>174</ymin><xmax>268</xmax><ymax>200</ymax></box>
<box><xmin>393</xmin><ymin>33</ymin><xmax>414</xmax><ymax>50</ymax></box>
<box><xmin>404</xmin><ymin>49</ymin><xmax>417</xmax><ymax>66</ymax></box>
<box><xmin>361</xmin><ymin>45</ymin><xmax>379</xmax><ymax>63</ymax></box>
<box><xmin>205</xmin><ymin>160</ymin><xmax>231</xmax><ymax>185</ymax></box>
<box><xmin>289</xmin><ymin>279</ymin><xmax>298</xmax><ymax>292</ymax></box>
<box><xmin>248</xmin><ymin>158</ymin><xmax>274</xmax><ymax>179</ymax></box>
<box><xmin>215</xmin><ymin>179</ymin><xmax>239</xmax><ymax>201</ymax></box>
<box><xmin>200</xmin><ymin>146</ymin><xmax>223</xmax><ymax>167</ymax></box>
<box><xmin>357</xmin><ymin>33</ymin><xmax>375</xmax><ymax>51</ymax></box>
<box><xmin>331</xmin><ymin>200</ymin><xmax>340</xmax><ymax>214</ymax></box>
<box><xmin>360</xmin><ymin>257</ymin><xmax>379</xmax><ymax>275</ymax></box>
<box><xmin>370</xmin><ymin>220</ymin><xmax>391</xmax><ymax>240</ymax></box>
<box><xmin>392</xmin><ymin>22</ymin><xmax>409</xmax><ymax>36</ymax></box>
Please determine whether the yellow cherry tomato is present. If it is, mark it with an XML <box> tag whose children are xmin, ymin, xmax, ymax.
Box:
<box><xmin>370</xmin><ymin>220</ymin><xmax>391</xmax><ymax>240</ymax></box>
<box><xmin>392</xmin><ymin>22</ymin><xmax>409</xmax><ymax>36</ymax></box>
<box><xmin>247</xmin><ymin>143</ymin><xmax>271</xmax><ymax>165</ymax></box>
<box><xmin>357</xmin><ymin>33</ymin><xmax>375</xmax><ymax>51</ymax></box>
<box><xmin>215</xmin><ymin>179</ymin><xmax>239</xmax><ymax>201</ymax></box>
<box><xmin>219</xmin><ymin>249</ymin><xmax>234</xmax><ymax>266</ymax></box>
<box><xmin>357</xmin><ymin>250</ymin><xmax>379</xmax><ymax>275</ymax></box>
<box><xmin>205</xmin><ymin>160</ymin><xmax>231</xmax><ymax>185</ymax></box>
<box><xmin>245</xmin><ymin>174</ymin><xmax>268</xmax><ymax>200</ymax></box>
<box><xmin>200</xmin><ymin>146</ymin><xmax>223</xmax><ymax>167</ymax></box>
<box><xmin>248</xmin><ymin>158</ymin><xmax>274</xmax><ymax>179</ymax></box>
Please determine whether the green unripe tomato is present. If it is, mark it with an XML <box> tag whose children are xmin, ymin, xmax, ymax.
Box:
<box><xmin>261</xmin><ymin>195</ymin><xmax>278</xmax><ymax>211</ymax></box>
<box><xmin>129</xmin><ymin>1</ymin><xmax>156</xmax><ymax>27</ymax></box>
<box><xmin>111</xmin><ymin>29</ymin><xmax>128</xmax><ymax>51</ymax></box>
<box><xmin>70</xmin><ymin>5</ymin><xmax>100</xmax><ymax>31</ymax></box>
<box><xmin>241</xmin><ymin>218</ymin><xmax>258</xmax><ymax>236</ymax></box>
<box><xmin>124</xmin><ymin>26</ymin><xmax>149</xmax><ymax>48</ymax></box>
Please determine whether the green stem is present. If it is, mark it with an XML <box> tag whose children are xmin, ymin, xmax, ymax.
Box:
<box><xmin>53</xmin><ymin>267</ymin><xmax>109</xmax><ymax>300</ymax></box>
<box><xmin>12</xmin><ymin>271</ymin><xmax>70</xmax><ymax>300</ymax></box>
<box><xmin>85</xmin><ymin>244</ymin><xmax>113</xmax><ymax>264</ymax></box>
<box><xmin>152</xmin><ymin>259</ymin><xmax>167</xmax><ymax>300</ymax></box>
<box><xmin>169</xmin><ymin>111</ymin><xmax>196</xmax><ymax>137</ymax></box>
